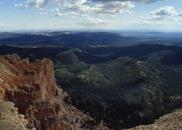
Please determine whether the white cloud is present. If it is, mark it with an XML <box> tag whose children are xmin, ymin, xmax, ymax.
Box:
<box><xmin>132</xmin><ymin>19</ymin><xmax>163</xmax><ymax>26</ymax></box>
<box><xmin>87</xmin><ymin>0</ymin><xmax>165</xmax><ymax>4</ymax></box>
<box><xmin>0</xmin><ymin>22</ymin><xmax>5</xmax><ymax>27</ymax></box>
<box><xmin>150</xmin><ymin>6</ymin><xmax>178</xmax><ymax>17</ymax></box>
<box><xmin>15</xmin><ymin>0</ymin><xmax>49</xmax><ymax>9</ymax></box>
<box><xmin>38</xmin><ymin>11</ymin><xmax>49</xmax><ymax>15</ymax></box>
<box><xmin>16</xmin><ymin>0</ymin><xmax>163</xmax><ymax>9</ymax></box>
<box><xmin>93</xmin><ymin>1</ymin><xmax>135</xmax><ymax>14</ymax></box>
<box><xmin>140</xmin><ymin>6</ymin><xmax>182</xmax><ymax>22</ymax></box>
<box><xmin>77</xmin><ymin>15</ymin><xmax>111</xmax><ymax>25</ymax></box>
<box><xmin>16</xmin><ymin>0</ymin><xmax>135</xmax><ymax>15</ymax></box>
<box><xmin>16</xmin><ymin>0</ymin><xmax>171</xmax><ymax>26</ymax></box>
<box><xmin>132</xmin><ymin>6</ymin><xmax>182</xmax><ymax>28</ymax></box>
<box><xmin>16</xmin><ymin>0</ymin><xmax>136</xmax><ymax>25</ymax></box>
<box><xmin>52</xmin><ymin>0</ymin><xmax>135</xmax><ymax>15</ymax></box>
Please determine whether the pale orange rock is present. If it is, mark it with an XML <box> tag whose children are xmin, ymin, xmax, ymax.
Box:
<box><xmin>0</xmin><ymin>54</ymin><xmax>100</xmax><ymax>130</ymax></box>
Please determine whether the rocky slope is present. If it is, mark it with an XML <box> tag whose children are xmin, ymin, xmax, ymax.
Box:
<box><xmin>0</xmin><ymin>101</ymin><xmax>35</xmax><ymax>130</ymax></box>
<box><xmin>129</xmin><ymin>109</ymin><xmax>182</xmax><ymax>130</ymax></box>
<box><xmin>0</xmin><ymin>54</ymin><xmax>108</xmax><ymax>130</ymax></box>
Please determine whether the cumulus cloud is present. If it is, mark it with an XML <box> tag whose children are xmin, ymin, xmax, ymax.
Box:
<box><xmin>91</xmin><ymin>0</ymin><xmax>165</xmax><ymax>3</ymax></box>
<box><xmin>15</xmin><ymin>0</ymin><xmax>164</xmax><ymax>14</ymax></box>
<box><xmin>16</xmin><ymin>0</ymin><xmax>135</xmax><ymax>15</ymax></box>
<box><xmin>15</xmin><ymin>0</ymin><xmax>49</xmax><ymax>9</ymax></box>
<box><xmin>15</xmin><ymin>0</ymin><xmax>166</xmax><ymax>26</ymax></box>
<box><xmin>134</xmin><ymin>6</ymin><xmax>182</xmax><ymax>27</ymax></box>
<box><xmin>16</xmin><ymin>0</ymin><xmax>164</xmax><ymax>9</ymax></box>
<box><xmin>52</xmin><ymin>1</ymin><xmax>135</xmax><ymax>16</ymax></box>
<box><xmin>150</xmin><ymin>6</ymin><xmax>178</xmax><ymax>17</ymax></box>
<box><xmin>15</xmin><ymin>0</ymin><xmax>137</xmax><ymax>25</ymax></box>
<box><xmin>93</xmin><ymin>1</ymin><xmax>135</xmax><ymax>14</ymax></box>
<box><xmin>141</xmin><ymin>6</ymin><xmax>182</xmax><ymax>21</ymax></box>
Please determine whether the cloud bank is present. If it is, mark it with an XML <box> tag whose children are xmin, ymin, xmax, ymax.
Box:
<box><xmin>16</xmin><ymin>0</ymin><xmax>135</xmax><ymax>15</ymax></box>
<box><xmin>15</xmin><ymin>0</ymin><xmax>137</xmax><ymax>25</ymax></box>
<box><xmin>17</xmin><ymin>0</ymin><xmax>177</xmax><ymax>27</ymax></box>
<box><xmin>16</xmin><ymin>0</ymin><xmax>165</xmax><ymax>9</ymax></box>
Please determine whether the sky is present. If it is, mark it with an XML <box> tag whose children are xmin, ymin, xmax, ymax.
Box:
<box><xmin>0</xmin><ymin>0</ymin><xmax>182</xmax><ymax>31</ymax></box>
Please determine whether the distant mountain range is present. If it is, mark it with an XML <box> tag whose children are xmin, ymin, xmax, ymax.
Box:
<box><xmin>0</xmin><ymin>31</ymin><xmax>182</xmax><ymax>47</ymax></box>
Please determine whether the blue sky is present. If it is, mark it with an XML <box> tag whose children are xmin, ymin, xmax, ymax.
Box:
<box><xmin>0</xmin><ymin>0</ymin><xmax>182</xmax><ymax>31</ymax></box>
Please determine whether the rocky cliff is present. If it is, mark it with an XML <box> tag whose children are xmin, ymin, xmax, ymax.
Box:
<box><xmin>0</xmin><ymin>54</ymin><xmax>108</xmax><ymax>130</ymax></box>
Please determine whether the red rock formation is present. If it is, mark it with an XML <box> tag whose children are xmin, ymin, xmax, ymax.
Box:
<box><xmin>0</xmin><ymin>54</ymin><xmax>101</xmax><ymax>130</ymax></box>
<box><xmin>1</xmin><ymin>54</ymin><xmax>57</xmax><ymax>100</ymax></box>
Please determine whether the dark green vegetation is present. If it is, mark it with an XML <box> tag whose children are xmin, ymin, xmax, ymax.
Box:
<box><xmin>54</xmin><ymin>47</ymin><xmax>182</xmax><ymax>129</ymax></box>
<box><xmin>0</xmin><ymin>43</ymin><xmax>182</xmax><ymax>129</ymax></box>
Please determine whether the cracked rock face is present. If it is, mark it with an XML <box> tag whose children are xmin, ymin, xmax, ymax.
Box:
<box><xmin>0</xmin><ymin>54</ymin><xmax>107</xmax><ymax>130</ymax></box>
<box><xmin>0</xmin><ymin>54</ymin><xmax>57</xmax><ymax>102</ymax></box>
<box><xmin>0</xmin><ymin>54</ymin><xmax>61</xmax><ymax>130</ymax></box>
<box><xmin>0</xmin><ymin>54</ymin><xmax>59</xmax><ymax>130</ymax></box>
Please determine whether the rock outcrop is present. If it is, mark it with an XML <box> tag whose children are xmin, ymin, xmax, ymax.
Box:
<box><xmin>0</xmin><ymin>54</ymin><xmax>108</xmax><ymax>130</ymax></box>
<box><xmin>128</xmin><ymin>109</ymin><xmax>182</xmax><ymax>130</ymax></box>
<box><xmin>0</xmin><ymin>101</ymin><xmax>35</xmax><ymax>130</ymax></box>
